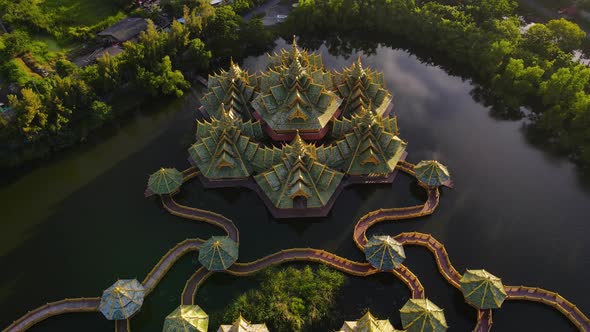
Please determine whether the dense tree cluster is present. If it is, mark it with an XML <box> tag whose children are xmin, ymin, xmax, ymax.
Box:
<box><xmin>0</xmin><ymin>1</ymin><xmax>275</xmax><ymax>167</ymax></box>
<box><xmin>285</xmin><ymin>0</ymin><xmax>590</xmax><ymax>167</ymax></box>
<box><xmin>219</xmin><ymin>266</ymin><xmax>345</xmax><ymax>331</ymax></box>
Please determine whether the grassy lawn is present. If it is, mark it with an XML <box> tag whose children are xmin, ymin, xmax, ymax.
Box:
<box><xmin>39</xmin><ymin>0</ymin><xmax>125</xmax><ymax>27</ymax></box>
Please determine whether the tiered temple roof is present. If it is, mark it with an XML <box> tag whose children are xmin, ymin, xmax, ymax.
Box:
<box><xmin>266</xmin><ymin>36</ymin><xmax>324</xmax><ymax>73</ymax></box>
<box><xmin>217</xmin><ymin>315</ymin><xmax>269</xmax><ymax>332</ymax></box>
<box><xmin>254</xmin><ymin>132</ymin><xmax>344</xmax><ymax>209</ymax></box>
<box><xmin>318</xmin><ymin>108</ymin><xmax>406</xmax><ymax>175</ymax></box>
<box><xmin>188</xmin><ymin>104</ymin><xmax>264</xmax><ymax>179</ymax></box>
<box><xmin>163</xmin><ymin>305</ymin><xmax>209</xmax><ymax>332</ymax></box>
<box><xmin>251</xmin><ymin>41</ymin><xmax>341</xmax><ymax>138</ymax></box>
<box><xmin>334</xmin><ymin>57</ymin><xmax>393</xmax><ymax>117</ymax></box>
<box><xmin>201</xmin><ymin>60</ymin><xmax>257</xmax><ymax>120</ymax></box>
<box><xmin>170</xmin><ymin>36</ymin><xmax>420</xmax><ymax>218</ymax></box>
<box><xmin>338</xmin><ymin>311</ymin><xmax>400</xmax><ymax>332</ymax></box>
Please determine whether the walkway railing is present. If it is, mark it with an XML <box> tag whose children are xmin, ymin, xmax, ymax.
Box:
<box><xmin>5</xmin><ymin>160</ymin><xmax>590</xmax><ymax>332</ymax></box>
<box><xmin>161</xmin><ymin>194</ymin><xmax>239</xmax><ymax>243</ymax></box>
<box><xmin>3</xmin><ymin>298</ymin><xmax>100</xmax><ymax>332</ymax></box>
<box><xmin>506</xmin><ymin>286</ymin><xmax>590</xmax><ymax>331</ymax></box>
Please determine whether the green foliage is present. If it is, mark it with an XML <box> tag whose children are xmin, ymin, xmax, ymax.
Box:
<box><xmin>137</xmin><ymin>55</ymin><xmax>189</xmax><ymax>97</ymax></box>
<box><xmin>55</xmin><ymin>59</ymin><xmax>78</xmax><ymax>77</ymax></box>
<box><xmin>9</xmin><ymin>88</ymin><xmax>47</xmax><ymax>141</ymax></box>
<box><xmin>221</xmin><ymin>266</ymin><xmax>345</xmax><ymax>332</ymax></box>
<box><xmin>0</xmin><ymin>30</ymin><xmax>33</xmax><ymax>60</ymax></box>
<box><xmin>0</xmin><ymin>0</ymin><xmax>126</xmax><ymax>41</ymax></box>
<box><xmin>0</xmin><ymin>1</ymin><xmax>272</xmax><ymax>167</ymax></box>
<box><xmin>546</xmin><ymin>18</ymin><xmax>587</xmax><ymax>53</ymax></box>
<box><xmin>286</xmin><ymin>0</ymin><xmax>590</xmax><ymax>166</ymax></box>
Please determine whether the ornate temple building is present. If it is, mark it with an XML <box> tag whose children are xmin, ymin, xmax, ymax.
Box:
<box><xmin>192</xmin><ymin>37</ymin><xmax>408</xmax><ymax>218</ymax></box>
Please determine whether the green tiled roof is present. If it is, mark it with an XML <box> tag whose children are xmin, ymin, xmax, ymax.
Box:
<box><xmin>190</xmin><ymin>104</ymin><xmax>264</xmax><ymax>179</ymax></box>
<box><xmin>99</xmin><ymin>279</ymin><xmax>145</xmax><ymax>320</ymax></box>
<box><xmin>202</xmin><ymin>60</ymin><xmax>257</xmax><ymax>120</ymax></box>
<box><xmin>164</xmin><ymin>305</ymin><xmax>209</xmax><ymax>332</ymax></box>
<box><xmin>267</xmin><ymin>36</ymin><xmax>325</xmax><ymax>72</ymax></box>
<box><xmin>252</xmin><ymin>44</ymin><xmax>341</xmax><ymax>133</ymax></box>
<box><xmin>364</xmin><ymin>235</ymin><xmax>406</xmax><ymax>271</ymax></box>
<box><xmin>415</xmin><ymin>160</ymin><xmax>450</xmax><ymax>187</ymax></box>
<box><xmin>460</xmin><ymin>269</ymin><xmax>507</xmax><ymax>309</ymax></box>
<box><xmin>400</xmin><ymin>299</ymin><xmax>448</xmax><ymax>332</ymax></box>
<box><xmin>148</xmin><ymin>168</ymin><xmax>183</xmax><ymax>194</ymax></box>
<box><xmin>334</xmin><ymin>57</ymin><xmax>393</xmax><ymax>117</ymax></box>
<box><xmin>339</xmin><ymin>311</ymin><xmax>400</xmax><ymax>332</ymax></box>
<box><xmin>254</xmin><ymin>133</ymin><xmax>344</xmax><ymax>209</ymax></box>
<box><xmin>218</xmin><ymin>315</ymin><xmax>269</xmax><ymax>332</ymax></box>
<box><xmin>199</xmin><ymin>236</ymin><xmax>239</xmax><ymax>271</ymax></box>
<box><xmin>324</xmin><ymin>108</ymin><xmax>406</xmax><ymax>175</ymax></box>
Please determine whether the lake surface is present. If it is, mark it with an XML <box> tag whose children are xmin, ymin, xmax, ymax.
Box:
<box><xmin>1</xmin><ymin>37</ymin><xmax>589</xmax><ymax>331</ymax></box>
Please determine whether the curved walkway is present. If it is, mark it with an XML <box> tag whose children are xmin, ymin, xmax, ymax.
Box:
<box><xmin>182</xmin><ymin>267</ymin><xmax>214</xmax><ymax>305</ymax></box>
<box><xmin>142</xmin><ymin>239</ymin><xmax>204</xmax><ymax>293</ymax></box>
<box><xmin>506</xmin><ymin>286</ymin><xmax>590</xmax><ymax>331</ymax></box>
<box><xmin>6</xmin><ymin>161</ymin><xmax>590</xmax><ymax>332</ymax></box>
<box><xmin>3</xmin><ymin>298</ymin><xmax>101</xmax><ymax>332</ymax></box>
<box><xmin>161</xmin><ymin>195</ymin><xmax>239</xmax><ymax>243</ymax></box>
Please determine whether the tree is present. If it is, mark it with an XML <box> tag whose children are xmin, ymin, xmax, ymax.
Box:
<box><xmin>9</xmin><ymin>88</ymin><xmax>47</xmax><ymax>140</ymax></box>
<box><xmin>221</xmin><ymin>266</ymin><xmax>345</xmax><ymax>331</ymax></box>
<box><xmin>547</xmin><ymin>18</ymin><xmax>586</xmax><ymax>53</ymax></box>
<box><xmin>465</xmin><ymin>0</ymin><xmax>517</xmax><ymax>23</ymax></box>
<box><xmin>55</xmin><ymin>59</ymin><xmax>77</xmax><ymax>77</ymax></box>
<box><xmin>137</xmin><ymin>56</ymin><xmax>189</xmax><ymax>97</ymax></box>
<box><xmin>521</xmin><ymin>23</ymin><xmax>559</xmax><ymax>59</ymax></box>
<box><xmin>540</xmin><ymin>66</ymin><xmax>590</xmax><ymax>107</ymax></box>
<box><xmin>491</xmin><ymin>58</ymin><xmax>544</xmax><ymax>108</ymax></box>
<box><xmin>185</xmin><ymin>38</ymin><xmax>211</xmax><ymax>71</ymax></box>
<box><xmin>0</xmin><ymin>30</ymin><xmax>32</xmax><ymax>59</ymax></box>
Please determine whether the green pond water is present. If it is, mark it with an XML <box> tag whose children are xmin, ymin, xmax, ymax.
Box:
<box><xmin>1</xmin><ymin>38</ymin><xmax>589</xmax><ymax>331</ymax></box>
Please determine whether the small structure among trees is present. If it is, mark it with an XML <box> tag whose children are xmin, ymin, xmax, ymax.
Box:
<box><xmin>98</xmin><ymin>18</ymin><xmax>148</xmax><ymax>44</ymax></box>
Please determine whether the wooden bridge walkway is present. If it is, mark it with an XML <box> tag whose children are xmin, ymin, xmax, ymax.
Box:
<box><xmin>161</xmin><ymin>194</ymin><xmax>239</xmax><ymax>243</ymax></box>
<box><xmin>3</xmin><ymin>298</ymin><xmax>101</xmax><ymax>332</ymax></box>
<box><xmin>5</xmin><ymin>161</ymin><xmax>590</xmax><ymax>332</ymax></box>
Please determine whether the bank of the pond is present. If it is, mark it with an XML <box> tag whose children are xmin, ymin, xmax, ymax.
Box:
<box><xmin>0</xmin><ymin>39</ymin><xmax>589</xmax><ymax>332</ymax></box>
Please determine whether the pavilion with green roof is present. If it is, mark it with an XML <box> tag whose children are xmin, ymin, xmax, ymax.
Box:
<box><xmin>188</xmin><ymin>104</ymin><xmax>264</xmax><ymax>180</ymax></box>
<box><xmin>198</xmin><ymin>236</ymin><xmax>239</xmax><ymax>271</ymax></box>
<box><xmin>334</xmin><ymin>56</ymin><xmax>394</xmax><ymax>118</ymax></box>
<box><xmin>254</xmin><ymin>132</ymin><xmax>344</xmax><ymax>210</ymax></box>
<box><xmin>460</xmin><ymin>269</ymin><xmax>507</xmax><ymax>309</ymax></box>
<box><xmin>217</xmin><ymin>315</ymin><xmax>269</xmax><ymax>332</ymax></box>
<box><xmin>149</xmin><ymin>36</ymin><xmax>452</xmax><ymax>218</ymax></box>
<box><xmin>338</xmin><ymin>311</ymin><xmax>401</xmax><ymax>332</ymax></box>
<box><xmin>415</xmin><ymin>160</ymin><xmax>451</xmax><ymax>188</ymax></box>
<box><xmin>201</xmin><ymin>59</ymin><xmax>257</xmax><ymax>120</ymax></box>
<box><xmin>364</xmin><ymin>235</ymin><xmax>406</xmax><ymax>271</ymax></box>
<box><xmin>322</xmin><ymin>107</ymin><xmax>406</xmax><ymax>176</ymax></box>
<box><xmin>99</xmin><ymin>279</ymin><xmax>145</xmax><ymax>321</ymax></box>
<box><xmin>163</xmin><ymin>305</ymin><xmax>209</xmax><ymax>332</ymax></box>
<box><xmin>148</xmin><ymin>168</ymin><xmax>183</xmax><ymax>195</ymax></box>
<box><xmin>400</xmin><ymin>299</ymin><xmax>448</xmax><ymax>332</ymax></box>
